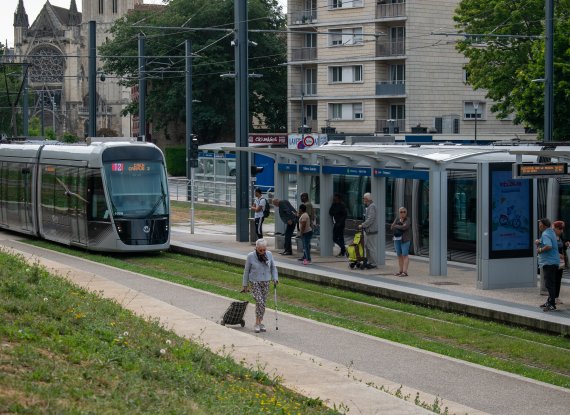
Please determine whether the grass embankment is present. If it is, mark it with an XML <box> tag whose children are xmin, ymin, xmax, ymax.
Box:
<box><xmin>0</xmin><ymin>251</ymin><xmax>338</xmax><ymax>415</ymax></box>
<box><xmin>24</xmin><ymin>241</ymin><xmax>570</xmax><ymax>390</ymax></box>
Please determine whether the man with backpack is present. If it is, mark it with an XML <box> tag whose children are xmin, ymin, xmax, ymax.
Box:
<box><xmin>251</xmin><ymin>188</ymin><xmax>269</xmax><ymax>239</ymax></box>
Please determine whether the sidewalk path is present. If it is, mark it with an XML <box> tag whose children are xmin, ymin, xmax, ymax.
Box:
<box><xmin>2</xmin><ymin>236</ymin><xmax>569</xmax><ymax>415</ymax></box>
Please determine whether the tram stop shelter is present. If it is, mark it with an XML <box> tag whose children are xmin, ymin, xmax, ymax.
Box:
<box><xmin>234</xmin><ymin>143</ymin><xmax>555</xmax><ymax>287</ymax></box>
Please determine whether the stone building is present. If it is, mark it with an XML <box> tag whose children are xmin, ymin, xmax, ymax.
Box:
<box><xmin>287</xmin><ymin>0</ymin><xmax>531</xmax><ymax>139</ymax></box>
<box><xmin>12</xmin><ymin>0</ymin><xmax>143</xmax><ymax>138</ymax></box>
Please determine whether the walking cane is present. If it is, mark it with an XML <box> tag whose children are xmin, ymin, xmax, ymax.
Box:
<box><xmin>273</xmin><ymin>281</ymin><xmax>279</xmax><ymax>330</ymax></box>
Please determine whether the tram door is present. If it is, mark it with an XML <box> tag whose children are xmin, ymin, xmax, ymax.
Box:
<box><xmin>0</xmin><ymin>162</ymin><xmax>34</xmax><ymax>233</ymax></box>
<box><xmin>40</xmin><ymin>165</ymin><xmax>87</xmax><ymax>246</ymax></box>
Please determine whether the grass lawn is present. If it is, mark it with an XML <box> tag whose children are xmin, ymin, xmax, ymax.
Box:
<box><xmin>0</xmin><ymin>250</ymin><xmax>338</xmax><ymax>415</ymax></box>
<box><xmin>170</xmin><ymin>200</ymin><xmax>275</xmax><ymax>225</ymax></box>
<box><xmin>24</xmin><ymin>241</ymin><xmax>570</xmax><ymax>390</ymax></box>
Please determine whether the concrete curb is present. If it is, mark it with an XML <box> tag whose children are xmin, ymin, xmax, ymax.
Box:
<box><xmin>170</xmin><ymin>242</ymin><xmax>570</xmax><ymax>335</ymax></box>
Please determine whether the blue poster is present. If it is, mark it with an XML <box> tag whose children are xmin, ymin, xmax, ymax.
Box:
<box><xmin>490</xmin><ymin>169</ymin><xmax>532</xmax><ymax>254</ymax></box>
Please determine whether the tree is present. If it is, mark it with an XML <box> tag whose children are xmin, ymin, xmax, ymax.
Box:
<box><xmin>99</xmin><ymin>0</ymin><xmax>287</xmax><ymax>144</ymax></box>
<box><xmin>454</xmin><ymin>0</ymin><xmax>570</xmax><ymax>140</ymax></box>
<box><xmin>0</xmin><ymin>43</ymin><xmax>26</xmax><ymax>137</ymax></box>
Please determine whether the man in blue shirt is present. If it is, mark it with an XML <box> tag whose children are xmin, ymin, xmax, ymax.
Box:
<box><xmin>536</xmin><ymin>218</ymin><xmax>559</xmax><ymax>311</ymax></box>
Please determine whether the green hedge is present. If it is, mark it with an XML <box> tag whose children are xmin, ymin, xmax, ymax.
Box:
<box><xmin>164</xmin><ymin>147</ymin><xmax>186</xmax><ymax>176</ymax></box>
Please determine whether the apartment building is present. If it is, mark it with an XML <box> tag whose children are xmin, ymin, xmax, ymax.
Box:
<box><xmin>287</xmin><ymin>0</ymin><xmax>529</xmax><ymax>138</ymax></box>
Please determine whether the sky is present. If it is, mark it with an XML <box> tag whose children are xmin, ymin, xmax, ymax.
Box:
<box><xmin>1</xmin><ymin>0</ymin><xmax>166</xmax><ymax>48</ymax></box>
<box><xmin>1</xmin><ymin>0</ymin><xmax>288</xmax><ymax>49</ymax></box>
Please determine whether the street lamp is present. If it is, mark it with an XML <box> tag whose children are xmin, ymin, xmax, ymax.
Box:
<box><xmin>473</xmin><ymin>101</ymin><xmax>479</xmax><ymax>142</ymax></box>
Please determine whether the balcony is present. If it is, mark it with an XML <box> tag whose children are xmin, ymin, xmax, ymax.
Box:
<box><xmin>376</xmin><ymin>118</ymin><xmax>405</xmax><ymax>133</ymax></box>
<box><xmin>290</xmin><ymin>9</ymin><xmax>318</xmax><ymax>25</ymax></box>
<box><xmin>376</xmin><ymin>80</ymin><xmax>405</xmax><ymax>96</ymax></box>
<box><xmin>292</xmin><ymin>83</ymin><xmax>318</xmax><ymax>97</ymax></box>
<box><xmin>376</xmin><ymin>2</ymin><xmax>406</xmax><ymax>18</ymax></box>
<box><xmin>376</xmin><ymin>41</ymin><xmax>405</xmax><ymax>57</ymax></box>
<box><xmin>291</xmin><ymin>119</ymin><xmax>318</xmax><ymax>133</ymax></box>
<box><xmin>291</xmin><ymin>47</ymin><xmax>318</xmax><ymax>62</ymax></box>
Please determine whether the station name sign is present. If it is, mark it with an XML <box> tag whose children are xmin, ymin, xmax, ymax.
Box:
<box><xmin>512</xmin><ymin>162</ymin><xmax>568</xmax><ymax>178</ymax></box>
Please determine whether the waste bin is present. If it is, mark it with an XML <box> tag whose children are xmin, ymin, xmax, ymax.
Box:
<box><xmin>249</xmin><ymin>218</ymin><xmax>257</xmax><ymax>244</ymax></box>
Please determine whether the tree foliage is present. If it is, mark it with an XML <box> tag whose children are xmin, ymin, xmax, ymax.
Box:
<box><xmin>454</xmin><ymin>0</ymin><xmax>570</xmax><ymax>140</ymax></box>
<box><xmin>99</xmin><ymin>0</ymin><xmax>287</xmax><ymax>144</ymax></box>
<box><xmin>0</xmin><ymin>43</ymin><xmax>26</xmax><ymax>137</ymax></box>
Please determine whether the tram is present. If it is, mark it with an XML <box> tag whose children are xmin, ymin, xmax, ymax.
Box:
<box><xmin>0</xmin><ymin>140</ymin><xmax>170</xmax><ymax>252</ymax></box>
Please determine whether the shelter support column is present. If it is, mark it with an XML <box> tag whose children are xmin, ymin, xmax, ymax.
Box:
<box><xmin>371</xmin><ymin>174</ymin><xmax>386</xmax><ymax>265</ymax></box>
<box><xmin>274</xmin><ymin>157</ymin><xmax>288</xmax><ymax>235</ymax></box>
<box><xmin>429</xmin><ymin>165</ymin><xmax>447</xmax><ymax>276</ymax></box>
<box><xmin>319</xmin><ymin>167</ymin><xmax>333</xmax><ymax>256</ymax></box>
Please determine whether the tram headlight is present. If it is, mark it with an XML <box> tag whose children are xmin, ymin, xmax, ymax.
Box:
<box><xmin>116</xmin><ymin>224</ymin><xmax>123</xmax><ymax>233</ymax></box>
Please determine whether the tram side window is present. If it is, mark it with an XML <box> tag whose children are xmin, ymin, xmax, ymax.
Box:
<box><xmin>40</xmin><ymin>165</ymin><xmax>57</xmax><ymax>215</ymax></box>
<box><xmin>87</xmin><ymin>171</ymin><xmax>109</xmax><ymax>221</ymax></box>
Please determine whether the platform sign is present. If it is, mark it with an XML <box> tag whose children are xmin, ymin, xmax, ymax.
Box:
<box><xmin>512</xmin><ymin>162</ymin><xmax>568</xmax><ymax>178</ymax></box>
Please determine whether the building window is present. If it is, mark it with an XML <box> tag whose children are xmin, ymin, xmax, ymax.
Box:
<box><xmin>304</xmin><ymin>68</ymin><xmax>317</xmax><ymax>95</ymax></box>
<box><xmin>305</xmin><ymin>33</ymin><xmax>317</xmax><ymax>48</ymax></box>
<box><xmin>329</xmin><ymin>65</ymin><xmax>363</xmax><ymax>83</ymax></box>
<box><xmin>329</xmin><ymin>0</ymin><xmax>363</xmax><ymax>9</ymax></box>
<box><xmin>306</xmin><ymin>104</ymin><xmax>318</xmax><ymax>121</ymax></box>
<box><xmin>329</xmin><ymin>28</ymin><xmax>363</xmax><ymax>46</ymax></box>
<box><xmin>390</xmin><ymin>104</ymin><xmax>405</xmax><ymax>120</ymax></box>
<box><xmin>99</xmin><ymin>0</ymin><xmax>104</xmax><ymax>14</ymax></box>
<box><xmin>329</xmin><ymin>103</ymin><xmax>364</xmax><ymax>120</ymax></box>
<box><xmin>113</xmin><ymin>0</ymin><xmax>118</xmax><ymax>14</ymax></box>
<box><xmin>390</xmin><ymin>64</ymin><xmax>405</xmax><ymax>83</ymax></box>
<box><xmin>464</xmin><ymin>101</ymin><xmax>485</xmax><ymax>120</ymax></box>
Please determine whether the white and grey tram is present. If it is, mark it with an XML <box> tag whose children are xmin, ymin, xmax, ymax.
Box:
<box><xmin>0</xmin><ymin>140</ymin><xmax>169</xmax><ymax>252</ymax></box>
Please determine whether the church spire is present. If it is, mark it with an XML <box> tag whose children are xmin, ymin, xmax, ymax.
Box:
<box><xmin>69</xmin><ymin>0</ymin><xmax>80</xmax><ymax>25</ymax></box>
<box><xmin>14</xmin><ymin>0</ymin><xmax>29</xmax><ymax>28</ymax></box>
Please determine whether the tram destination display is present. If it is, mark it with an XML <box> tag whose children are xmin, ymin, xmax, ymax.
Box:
<box><xmin>512</xmin><ymin>162</ymin><xmax>568</xmax><ymax>178</ymax></box>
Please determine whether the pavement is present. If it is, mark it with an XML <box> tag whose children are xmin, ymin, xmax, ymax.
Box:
<box><xmin>1</xmin><ymin>222</ymin><xmax>569</xmax><ymax>415</ymax></box>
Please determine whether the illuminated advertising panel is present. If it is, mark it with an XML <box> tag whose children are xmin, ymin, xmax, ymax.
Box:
<box><xmin>489</xmin><ymin>163</ymin><xmax>533</xmax><ymax>259</ymax></box>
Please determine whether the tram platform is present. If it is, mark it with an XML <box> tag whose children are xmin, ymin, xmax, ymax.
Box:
<box><xmin>169</xmin><ymin>221</ymin><xmax>570</xmax><ymax>335</ymax></box>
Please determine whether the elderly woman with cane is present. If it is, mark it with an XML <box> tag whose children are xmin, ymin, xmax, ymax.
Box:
<box><xmin>242</xmin><ymin>239</ymin><xmax>279</xmax><ymax>333</ymax></box>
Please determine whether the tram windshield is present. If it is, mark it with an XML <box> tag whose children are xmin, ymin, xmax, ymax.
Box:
<box><xmin>103</xmin><ymin>161</ymin><xmax>169</xmax><ymax>219</ymax></box>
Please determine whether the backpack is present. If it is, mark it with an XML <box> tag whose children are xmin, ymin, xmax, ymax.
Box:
<box><xmin>263</xmin><ymin>198</ymin><xmax>271</xmax><ymax>218</ymax></box>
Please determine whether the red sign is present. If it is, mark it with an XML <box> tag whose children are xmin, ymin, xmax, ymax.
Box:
<box><xmin>112</xmin><ymin>163</ymin><xmax>124</xmax><ymax>172</ymax></box>
<box><xmin>248</xmin><ymin>134</ymin><xmax>287</xmax><ymax>145</ymax></box>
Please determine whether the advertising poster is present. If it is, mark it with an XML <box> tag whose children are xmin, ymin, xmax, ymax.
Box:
<box><xmin>489</xmin><ymin>164</ymin><xmax>532</xmax><ymax>258</ymax></box>
<box><xmin>287</xmin><ymin>134</ymin><xmax>328</xmax><ymax>149</ymax></box>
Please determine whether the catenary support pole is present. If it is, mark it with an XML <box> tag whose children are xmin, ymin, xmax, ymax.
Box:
<box><xmin>138</xmin><ymin>33</ymin><xmax>146</xmax><ymax>141</ymax></box>
<box><xmin>88</xmin><ymin>20</ymin><xmax>96</xmax><ymax>138</ymax></box>
<box><xmin>544</xmin><ymin>0</ymin><xmax>554</xmax><ymax>142</ymax></box>
<box><xmin>185</xmin><ymin>40</ymin><xmax>195</xmax><ymax>234</ymax></box>
<box><xmin>235</xmin><ymin>0</ymin><xmax>249</xmax><ymax>242</ymax></box>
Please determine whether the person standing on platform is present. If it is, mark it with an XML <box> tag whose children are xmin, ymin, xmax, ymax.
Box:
<box><xmin>250</xmin><ymin>188</ymin><xmax>266</xmax><ymax>239</ymax></box>
<box><xmin>391</xmin><ymin>207</ymin><xmax>411</xmax><ymax>276</ymax></box>
<box><xmin>273</xmin><ymin>198</ymin><xmax>297</xmax><ymax>255</ymax></box>
<box><xmin>536</xmin><ymin>218</ymin><xmax>559</xmax><ymax>312</ymax></box>
<box><xmin>358</xmin><ymin>192</ymin><xmax>378</xmax><ymax>269</ymax></box>
<box><xmin>329</xmin><ymin>193</ymin><xmax>348</xmax><ymax>256</ymax></box>
<box><xmin>300</xmin><ymin>192</ymin><xmax>316</xmax><ymax>227</ymax></box>
<box><xmin>552</xmin><ymin>220</ymin><xmax>568</xmax><ymax>306</ymax></box>
<box><xmin>242</xmin><ymin>239</ymin><xmax>278</xmax><ymax>333</ymax></box>
<box><xmin>298</xmin><ymin>204</ymin><xmax>313</xmax><ymax>265</ymax></box>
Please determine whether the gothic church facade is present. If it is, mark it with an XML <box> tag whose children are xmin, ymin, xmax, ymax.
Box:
<box><xmin>13</xmin><ymin>0</ymin><xmax>143</xmax><ymax>138</ymax></box>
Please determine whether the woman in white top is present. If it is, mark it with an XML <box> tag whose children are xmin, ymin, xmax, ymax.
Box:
<box><xmin>251</xmin><ymin>188</ymin><xmax>267</xmax><ymax>239</ymax></box>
